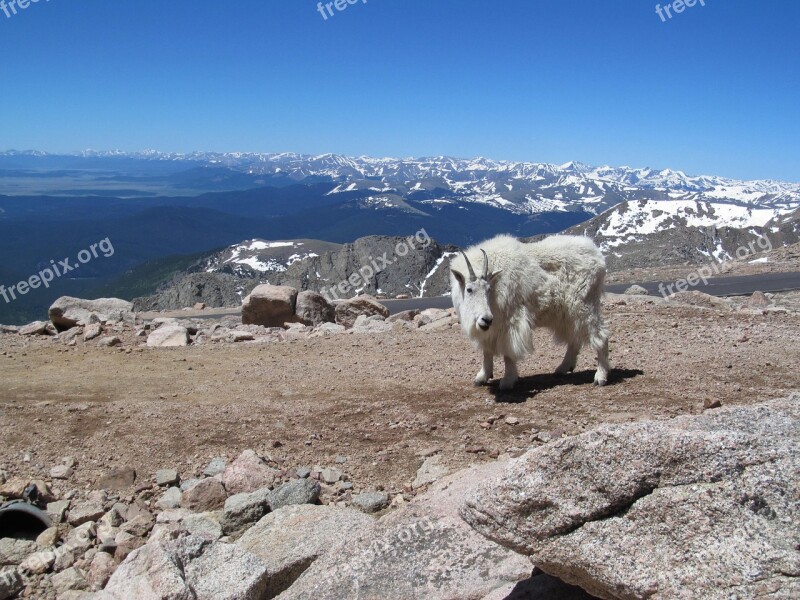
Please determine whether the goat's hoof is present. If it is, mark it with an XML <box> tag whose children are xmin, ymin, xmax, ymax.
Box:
<box><xmin>474</xmin><ymin>377</ymin><xmax>490</xmax><ymax>386</ymax></box>
<box><xmin>594</xmin><ymin>377</ymin><xmax>608</xmax><ymax>387</ymax></box>
<box><xmin>555</xmin><ymin>367</ymin><xmax>574</xmax><ymax>376</ymax></box>
<box><xmin>499</xmin><ymin>379</ymin><xmax>517</xmax><ymax>391</ymax></box>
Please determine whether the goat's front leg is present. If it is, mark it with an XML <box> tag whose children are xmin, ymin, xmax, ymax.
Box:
<box><xmin>499</xmin><ymin>356</ymin><xmax>519</xmax><ymax>391</ymax></box>
<box><xmin>474</xmin><ymin>350</ymin><xmax>494</xmax><ymax>386</ymax></box>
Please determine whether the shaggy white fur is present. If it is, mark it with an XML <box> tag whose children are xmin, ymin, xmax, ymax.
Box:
<box><xmin>450</xmin><ymin>234</ymin><xmax>610</xmax><ymax>390</ymax></box>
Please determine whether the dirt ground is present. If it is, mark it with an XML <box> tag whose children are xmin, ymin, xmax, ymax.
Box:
<box><xmin>1</xmin><ymin>292</ymin><xmax>798</xmax><ymax>500</ymax></box>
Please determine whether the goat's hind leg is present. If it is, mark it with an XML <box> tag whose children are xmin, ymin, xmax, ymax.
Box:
<box><xmin>474</xmin><ymin>350</ymin><xmax>494</xmax><ymax>386</ymax></box>
<box><xmin>590</xmin><ymin>324</ymin><xmax>610</xmax><ymax>387</ymax></box>
<box><xmin>555</xmin><ymin>340</ymin><xmax>581</xmax><ymax>375</ymax></box>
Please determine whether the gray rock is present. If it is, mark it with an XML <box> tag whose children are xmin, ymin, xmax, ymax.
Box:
<box><xmin>203</xmin><ymin>457</ymin><xmax>228</xmax><ymax>477</ymax></box>
<box><xmin>96</xmin><ymin>336</ymin><xmax>122</xmax><ymax>347</ymax></box>
<box><xmin>387</xmin><ymin>309</ymin><xmax>420</xmax><ymax>323</ymax></box>
<box><xmin>120</xmin><ymin>514</ymin><xmax>155</xmax><ymax>538</ymax></box>
<box><xmin>412</xmin><ymin>454</ymin><xmax>450</xmax><ymax>489</ymax></box>
<box><xmin>334</xmin><ymin>295</ymin><xmax>389</xmax><ymax>329</ymax></box>
<box><xmin>51</xmin><ymin>566</ymin><xmax>88</xmax><ymax>594</ymax></box>
<box><xmin>146</xmin><ymin>325</ymin><xmax>189</xmax><ymax>347</ymax></box>
<box><xmin>86</xmin><ymin>551</ymin><xmax>116</xmax><ymax>591</ymax></box>
<box><xmin>155</xmin><ymin>487</ymin><xmax>183</xmax><ymax>511</ymax></box>
<box><xmin>36</xmin><ymin>527</ymin><xmax>60</xmax><ymax>549</ymax></box>
<box><xmin>222</xmin><ymin>450</ymin><xmax>278</xmax><ymax>495</ymax></box>
<box><xmin>295</xmin><ymin>291</ymin><xmax>335</xmax><ymax>326</ymax></box>
<box><xmin>221</xmin><ymin>488</ymin><xmax>271</xmax><ymax>536</ymax></box>
<box><xmin>242</xmin><ymin>285</ymin><xmax>298</xmax><ymax>327</ymax></box>
<box><xmin>83</xmin><ymin>322</ymin><xmax>103</xmax><ymax>341</ymax></box>
<box><xmin>68</xmin><ymin>502</ymin><xmax>106</xmax><ymax>526</ymax></box>
<box><xmin>351</xmin><ymin>314</ymin><xmax>393</xmax><ymax>334</ymax></box>
<box><xmin>319</xmin><ymin>467</ymin><xmax>342</xmax><ymax>485</ymax></box>
<box><xmin>49</xmin><ymin>296</ymin><xmax>133</xmax><ymax>330</ymax></box>
<box><xmin>102</xmin><ymin>534</ymin><xmax>269</xmax><ymax>600</ymax></box>
<box><xmin>623</xmin><ymin>284</ymin><xmax>649</xmax><ymax>295</ymax></box>
<box><xmin>182</xmin><ymin>478</ymin><xmax>228</xmax><ymax>512</ymax></box>
<box><xmin>462</xmin><ymin>397</ymin><xmax>800</xmax><ymax>600</ymax></box>
<box><xmin>50</xmin><ymin>464</ymin><xmax>74</xmax><ymax>479</ymax></box>
<box><xmin>0</xmin><ymin>538</ymin><xmax>37</xmax><ymax>566</ymax></box>
<box><xmin>19</xmin><ymin>320</ymin><xmax>56</xmax><ymax>336</ymax></box>
<box><xmin>277</xmin><ymin>461</ymin><xmax>532</xmax><ymax>600</ymax></box>
<box><xmin>155</xmin><ymin>469</ymin><xmax>179</xmax><ymax>486</ymax></box>
<box><xmin>268</xmin><ymin>479</ymin><xmax>321</xmax><ymax>511</ymax></box>
<box><xmin>237</xmin><ymin>504</ymin><xmax>374</xmax><ymax>598</ymax></box>
<box><xmin>47</xmin><ymin>499</ymin><xmax>71</xmax><ymax>523</ymax></box>
<box><xmin>351</xmin><ymin>491</ymin><xmax>389</xmax><ymax>514</ymax></box>
<box><xmin>310</xmin><ymin>322</ymin><xmax>346</xmax><ymax>336</ymax></box>
<box><xmin>95</xmin><ymin>466</ymin><xmax>136</xmax><ymax>490</ymax></box>
<box><xmin>180</xmin><ymin>478</ymin><xmax>202</xmax><ymax>492</ymax></box>
<box><xmin>0</xmin><ymin>567</ymin><xmax>23</xmax><ymax>599</ymax></box>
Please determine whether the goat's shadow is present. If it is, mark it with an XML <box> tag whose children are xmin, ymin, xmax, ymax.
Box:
<box><xmin>487</xmin><ymin>368</ymin><xmax>644</xmax><ymax>403</ymax></box>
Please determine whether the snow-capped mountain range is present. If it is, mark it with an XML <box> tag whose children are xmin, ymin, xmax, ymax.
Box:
<box><xmin>3</xmin><ymin>149</ymin><xmax>799</xmax><ymax>255</ymax></box>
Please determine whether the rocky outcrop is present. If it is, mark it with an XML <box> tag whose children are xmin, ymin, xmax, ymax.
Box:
<box><xmin>242</xmin><ymin>285</ymin><xmax>298</xmax><ymax>328</ymax></box>
<box><xmin>277</xmin><ymin>460</ymin><xmax>534</xmax><ymax>600</ymax></box>
<box><xmin>146</xmin><ymin>324</ymin><xmax>189</xmax><ymax>347</ymax></box>
<box><xmin>133</xmin><ymin>273</ymin><xmax>260</xmax><ymax>313</ymax></box>
<box><xmin>98</xmin><ymin>533</ymin><xmax>269</xmax><ymax>599</ymax></box>
<box><xmin>49</xmin><ymin>297</ymin><xmax>133</xmax><ymax>331</ymax></box>
<box><xmin>462</xmin><ymin>397</ymin><xmax>800</xmax><ymax>600</ymax></box>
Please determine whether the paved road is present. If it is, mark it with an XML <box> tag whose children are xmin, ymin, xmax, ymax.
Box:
<box><xmin>147</xmin><ymin>271</ymin><xmax>800</xmax><ymax>320</ymax></box>
<box><xmin>385</xmin><ymin>271</ymin><xmax>800</xmax><ymax>314</ymax></box>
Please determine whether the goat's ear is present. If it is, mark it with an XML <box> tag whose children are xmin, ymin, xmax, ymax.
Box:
<box><xmin>488</xmin><ymin>270</ymin><xmax>503</xmax><ymax>284</ymax></box>
<box><xmin>451</xmin><ymin>269</ymin><xmax>466</xmax><ymax>291</ymax></box>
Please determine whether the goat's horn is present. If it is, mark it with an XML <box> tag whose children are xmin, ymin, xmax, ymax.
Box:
<box><xmin>459</xmin><ymin>251</ymin><xmax>477</xmax><ymax>282</ymax></box>
<box><xmin>480</xmin><ymin>249</ymin><xmax>489</xmax><ymax>279</ymax></box>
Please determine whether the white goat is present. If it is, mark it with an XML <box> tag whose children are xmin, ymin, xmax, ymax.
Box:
<box><xmin>450</xmin><ymin>234</ymin><xmax>610</xmax><ymax>390</ymax></box>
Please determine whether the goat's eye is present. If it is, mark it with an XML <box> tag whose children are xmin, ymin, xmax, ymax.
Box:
<box><xmin>466</xmin><ymin>287</ymin><xmax>473</xmax><ymax>294</ymax></box>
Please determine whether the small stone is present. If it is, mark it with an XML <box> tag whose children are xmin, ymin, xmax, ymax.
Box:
<box><xmin>36</xmin><ymin>526</ymin><xmax>60</xmax><ymax>549</ymax></box>
<box><xmin>20</xmin><ymin>550</ymin><xmax>56</xmax><ymax>574</ymax></box>
<box><xmin>704</xmin><ymin>398</ymin><xmax>723</xmax><ymax>410</ymax></box>
<box><xmin>120</xmin><ymin>514</ymin><xmax>155</xmax><ymax>538</ymax></box>
<box><xmin>269</xmin><ymin>478</ymin><xmax>321</xmax><ymax>510</ymax></box>
<box><xmin>155</xmin><ymin>469</ymin><xmax>179</xmax><ymax>487</ymax></box>
<box><xmin>49</xmin><ymin>464</ymin><xmax>73</xmax><ymax>479</ymax></box>
<box><xmin>222</xmin><ymin>449</ymin><xmax>278</xmax><ymax>495</ymax></box>
<box><xmin>0</xmin><ymin>567</ymin><xmax>23</xmax><ymax>598</ymax></box>
<box><xmin>68</xmin><ymin>502</ymin><xmax>105</xmax><ymax>526</ymax></box>
<box><xmin>505</xmin><ymin>416</ymin><xmax>520</xmax><ymax>426</ymax></box>
<box><xmin>97</xmin><ymin>336</ymin><xmax>122</xmax><ymax>347</ymax></box>
<box><xmin>221</xmin><ymin>488</ymin><xmax>271</xmax><ymax>535</ymax></box>
<box><xmin>96</xmin><ymin>466</ymin><xmax>136</xmax><ymax>490</ymax></box>
<box><xmin>295</xmin><ymin>466</ymin><xmax>311</xmax><ymax>479</ymax></box>
<box><xmin>182</xmin><ymin>477</ymin><xmax>227</xmax><ymax>512</ymax></box>
<box><xmin>351</xmin><ymin>491</ymin><xmax>389</xmax><ymax>514</ymax></box>
<box><xmin>466</xmin><ymin>444</ymin><xmax>486</xmax><ymax>454</ymax></box>
<box><xmin>47</xmin><ymin>499</ymin><xmax>71</xmax><ymax>523</ymax></box>
<box><xmin>87</xmin><ymin>551</ymin><xmax>116</xmax><ymax>590</ymax></box>
<box><xmin>320</xmin><ymin>468</ymin><xmax>342</xmax><ymax>484</ymax></box>
<box><xmin>155</xmin><ymin>487</ymin><xmax>183</xmax><ymax>510</ymax></box>
<box><xmin>412</xmin><ymin>455</ymin><xmax>450</xmax><ymax>489</ymax></box>
<box><xmin>203</xmin><ymin>457</ymin><xmax>227</xmax><ymax>477</ymax></box>
<box><xmin>83</xmin><ymin>322</ymin><xmax>102</xmax><ymax>341</ymax></box>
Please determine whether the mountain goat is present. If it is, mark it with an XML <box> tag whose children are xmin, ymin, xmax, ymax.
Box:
<box><xmin>450</xmin><ymin>234</ymin><xmax>610</xmax><ymax>391</ymax></box>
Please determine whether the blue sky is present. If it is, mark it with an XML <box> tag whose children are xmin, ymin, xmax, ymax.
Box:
<box><xmin>0</xmin><ymin>0</ymin><xmax>797</xmax><ymax>181</ymax></box>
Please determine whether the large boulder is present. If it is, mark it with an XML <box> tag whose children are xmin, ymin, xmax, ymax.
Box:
<box><xmin>237</xmin><ymin>504</ymin><xmax>374</xmax><ymax>598</ymax></box>
<box><xmin>242</xmin><ymin>285</ymin><xmax>298</xmax><ymax>327</ymax></box>
<box><xmin>99</xmin><ymin>533</ymin><xmax>269</xmax><ymax>599</ymax></box>
<box><xmin>334</xmin><ymin>295</ymin><xmax>389</xmax><ymax>329</ymax></box>
<box><xmin>462</xmin><ymin>397</ymin><xmax>800</xmax><ymax>600</ymax></box>
<box><xmin>49</xmin><ymin>297</ymin><xmax>133</xmax><ymax>331</ymax></box>
<box><xmin>276</xmin><ymin>460</ymin><xmax>533</xmax><ymax>600</ymax></box>
<box><xmin>294</xmin><ymin>291</ymin><xmax>335</xmax><ymax>326</ymax></box>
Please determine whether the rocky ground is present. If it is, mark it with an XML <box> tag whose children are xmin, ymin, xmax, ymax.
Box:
<box><xmin>0</xmin><ymin>288</ymin><xmax>798</xmax><ymax>598</ymax></box>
